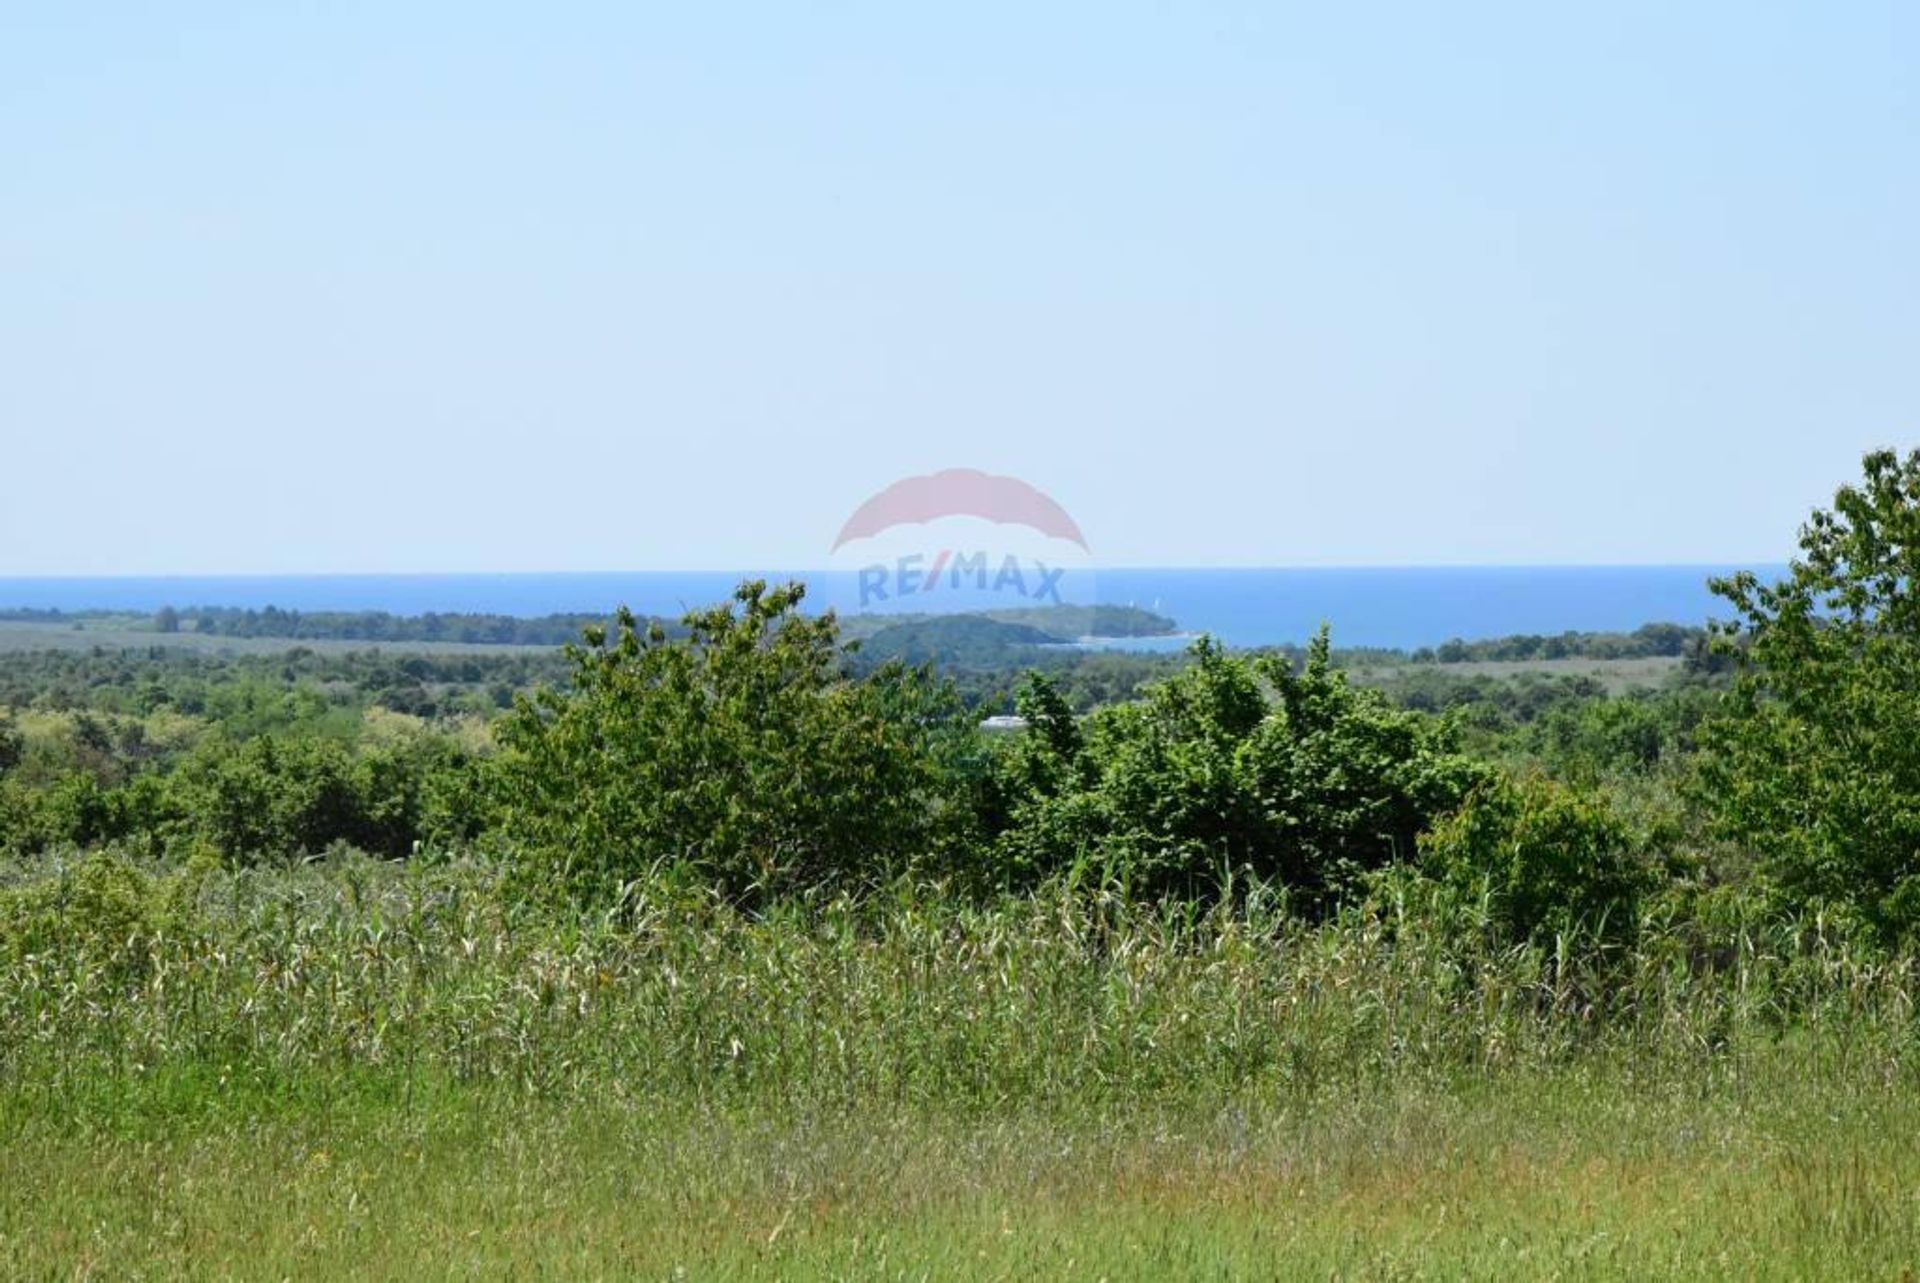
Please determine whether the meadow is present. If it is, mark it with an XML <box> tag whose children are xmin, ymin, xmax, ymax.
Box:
<box><xmin>4</xmin><ymin>855</ymin><xmax>1918</xmax><ymax>1279</ymax></box>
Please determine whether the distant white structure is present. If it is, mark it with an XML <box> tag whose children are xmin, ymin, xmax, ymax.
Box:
<box><xmin>979</xmin><ymin>714</ymin><xmax>1029</xmax><ymax>732</ymax></box>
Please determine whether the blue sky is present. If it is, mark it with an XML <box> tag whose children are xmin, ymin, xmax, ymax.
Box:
<box><xmin>2</xmin><ymin>2</ymin><xmax>1913</xmax><ymax>574</ymax></box>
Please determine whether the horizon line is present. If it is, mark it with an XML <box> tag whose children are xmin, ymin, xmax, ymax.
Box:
<box><xmin>0</xmin><ymin>560</ymin><xmax>1790</xmax><ymax>581</ymax></box>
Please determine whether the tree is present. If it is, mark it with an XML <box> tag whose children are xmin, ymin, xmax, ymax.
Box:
<box><xmin>153</xmin><ymin>606</ymin><xmax>181</xmax><ymax>634</ymax></box>
<box><xmin>492</xmin><ymin>581</ymin><xmax>970</xmax><ymax>903</ymax></box>
<box><xmin>990</xmin><ymin>631</ymin><xmax>1488</xmax><ymax>906</ymax></box>
<box><xmin>1702</xmin><ymin>448</ymin><xmax>1920</xmax><ymax>942</ymax></box>
<box><xmin>176</xmin><ymin>735</ymin><xmax>363</xmax><ymax>862</ymax></box>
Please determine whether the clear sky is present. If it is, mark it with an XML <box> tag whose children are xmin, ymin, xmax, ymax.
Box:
<box><xmin>2</xmin><ymin>2</ymin><xmax>1913</xmax><ymax>574</ymax></box>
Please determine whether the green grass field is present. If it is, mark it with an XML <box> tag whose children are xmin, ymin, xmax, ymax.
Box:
<box><xmin>2</xmin><ymin>856</ymin><xmax>1915</xmax><ymax>1278</ymax></box>
<box><xmin>7</xmin><ymin>1071</ymin><xmax>1916</xmax><ymax>1278</ymax></box>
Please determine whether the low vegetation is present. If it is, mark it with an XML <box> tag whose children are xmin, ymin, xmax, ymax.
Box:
<box><xmin>6</xmin><ymin>448</ymin><xmax>1920</xmax><ymax>1274</ymax></box>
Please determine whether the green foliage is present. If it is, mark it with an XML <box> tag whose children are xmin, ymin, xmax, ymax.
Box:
<box><xmin>160</xmin><ymin>604</ymin><xmax>651</xmax><ymax>645</ymax></box>
<box><xmin>39</xmin><ymin>773</ymin><xmax>122</xmax><ymax>849</ymax></box>
<box><xmin>1703</xmin><ymin>448</ymin><xmax>1920</xmax><ymax>944</ymax></box>
<box><xmin>991</xmin><ymin>632</ymin><xmax>1489</xmax><ymax>904</ymax></box>
<box><xmin>0</xmin><ymin>644</ymin><xmax>565</xmax><ymax>722</ymax></box>
<box><xmin>1418</xmin><ymin>621</ymin><xmax>1705</xmax><ymax>663</ymax></box>
<box><xmin>195</xmin><ymin>675</ymin><xmax>350</xmax><ymax>740</ymax></box>
<box><xmin>854</xmin><ymin>615</ymin><xmax>1056</xmax><ymax>668</ymax></box>
<box><xmin>492</xmin><ymin>581</ymin><xmax>971</xmax><ymax>903</ymax></box>
<box><xmin>169</xmin><ymin>733</ymin><xmax>482</xmax><ymax>863</ymax></box>
<box><xmin>0</xmin><ymin>848</ymin><xmax>212</xmax><ymax>975</ymax></box>
<box><xmin>1</xmin><ymin>854</ymin><xmax>1914</xmax><ymax>1106</ymax></box>
<box><xmin>1533</xmin><ymin>697</ymin><xmax>1669</xmax><ymax>777</ymax></box>
<box><xmin>1527</xmin><ymin>688</ymin><xmax>1713</xmax><ymax>781</ymax></box>
<box><xmin>1383</xmin><ymin>669</ymin><xmax>1611</xmax><ymax>725</ymax></box>
<box><xmin>1420</xmin><ymin>774</ymin><xmax>1650</xmax><ymax>945</ymax></box>
<box><xmin>0</xmin><ymin>715</ymin><xmax>21</xmax><ymax>775</ymax></box>
<box><xmin>0</xmin><ymin>850</ymin><xmax>152</xmax><ymax>969</ymax></box>
<box><xmin>176</xmin><ymin>736</ymin><xmax>364</xmax><ymax>862</ymax></box>
<box><xmin>0</xmin><ymin>780</ymin><xmax>28</xmax><ymax>855</ymax></box>
<box><xmin>0</xmin><ymin>733</ymin><xmax>481</xmax><ymax>865</ymax></box>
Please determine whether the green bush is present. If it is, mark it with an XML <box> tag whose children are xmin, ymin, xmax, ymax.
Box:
<box><xmin>174</xmin><ymin>735</ymin><xmax>364</xmax><ymax>862</ymax></box>
<box><xmin>1420</xmin><ymin>774</ymin><xmax>1649</xmax><ymax>946</ymax></box>
<box><xmin>159</xmin><ymin>732</ymin><xmax>479</xmax><ymax>863</ymax></box>
<box><xmin>491</xmin><ymin>581</ymin><xmax>973</xmax><ymax>903</ymax></box>
<box><xmin>991</xmin><ymin>632</ymin><xmax>1488</xmax><ymax>905</ymax></box>
<box><xmin>0</xmin><ymin>716</ymin><xmax>21</xmax><ymax>775</ymax></box>
<box><xmin>0</xmin><ymin>848</ymin><xmax>212</xmax><ymax>975</ymax></box>
<box><xmin>0</xmin><ymin>780</ymin><xmax>29</xmax><ymax>856</ymax></box>
<box><xmin>1530</xmin><ymin>692</ymin><xmax>1709</xmax><ymax>781</ymax></box>
<box><xmin>348</xmin><ymin>735</ymin><xmax>487</xmax><ymax>855</ymax></box>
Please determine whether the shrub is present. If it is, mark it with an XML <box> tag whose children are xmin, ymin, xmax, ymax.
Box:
<box><xmin>349</xmin><ymin>735</ymin><xmax>486</xmax><ymax>856</ymax></box>
<box><xmin>1420</xmin><ymin>774</ymin><xmax>1649</xmax><ymax>946</ymax></box>
<box><xmin>991</xmin><ymin>632</ymin><xmax>1488</xmax><ymax>906</ymax></box>
<box><xmin>0</xmin><ymin>850</ymin><xmax>172</xmax><ymax>975</ymax></box>
<box><xmin>173</xmin><ymin>735</ymin><xmax>364</xmax><ymax>862</ymax></box>
<box><xmin>1534</xmin><ymin>696</ymin><xmax>1676</xmax><ymax>779</ymax></box>
<box><xmin>491</xmin><ymin>581</ymin><xmax>972</xmax><ymax>903</ymax></box>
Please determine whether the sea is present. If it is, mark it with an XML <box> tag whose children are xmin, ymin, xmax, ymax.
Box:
<box><xmin>0</xmin><ymin>566</ymin><xmax>1782</xmax><ymax>650</ymax></box>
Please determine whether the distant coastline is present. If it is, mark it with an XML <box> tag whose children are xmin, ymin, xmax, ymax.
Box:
<box><xmin>0</xmin><ymin>565</ymin><xmax>1785</xmax><ymax>650</ymax></box>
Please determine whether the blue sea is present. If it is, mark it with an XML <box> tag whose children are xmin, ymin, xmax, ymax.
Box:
<box><xmin>0</xmin><ymin>566</ymin><xmax>1781</xmax><ymax>650</ymax></box>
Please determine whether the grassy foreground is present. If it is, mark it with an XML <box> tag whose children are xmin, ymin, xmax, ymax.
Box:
<box><xmin>5</xmin><ymin>1074</ymin><xmax>1919</xmax><ymax>1278</ymax></box>
<box><xmin>4</xmin><ymin>855</ymin><xmax>1919</xmax><ymax>1278</ymax></box>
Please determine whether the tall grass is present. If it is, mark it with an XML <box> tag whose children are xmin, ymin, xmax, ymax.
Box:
<box><xmin>6</xmin><ymin>852</ymin><xmax>1920</xmax><ymax>1275</ymax></box>
<box><xmin>5</xmin><ymin>851</ymin><xmax>1917</xmax><ymax>1121</ymax></box>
